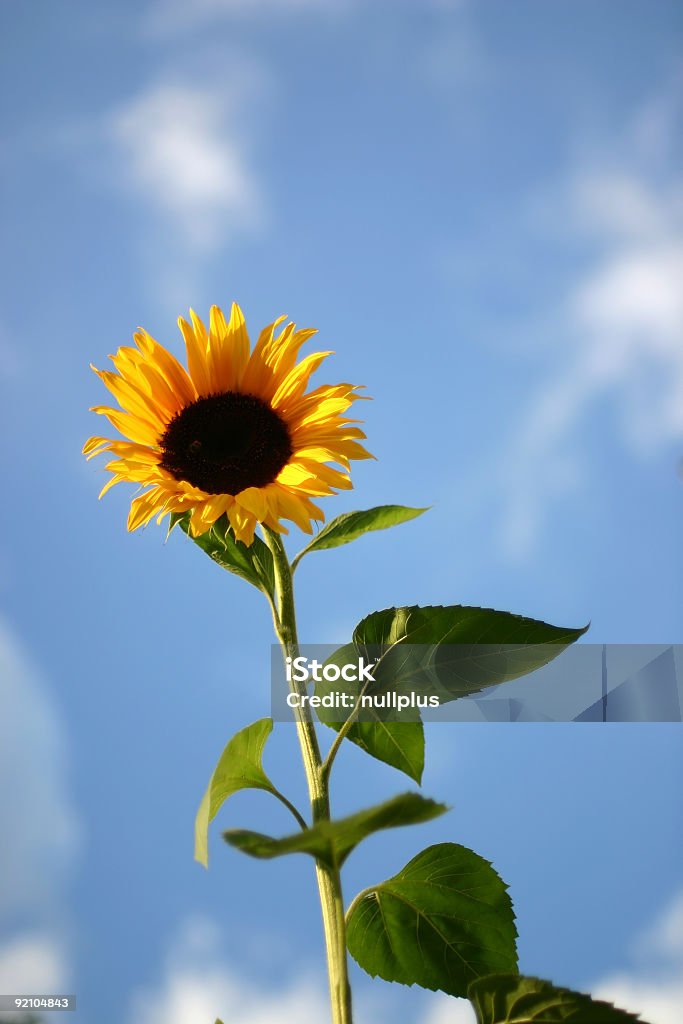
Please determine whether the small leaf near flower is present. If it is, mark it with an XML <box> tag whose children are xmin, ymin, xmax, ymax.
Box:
<box><xmin>292</xmin><ymin>505</ymin><xmax>428</xmax><ymax>569</ymax></box>
<box><xmin>172</xmin><ymin>512</ymin><xmax>276</xmax><ymax>600</ymax></box>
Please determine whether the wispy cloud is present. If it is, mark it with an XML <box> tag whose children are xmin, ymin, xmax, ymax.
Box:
<box><xmin>109</xmin><ymin>81</ymin><xmax>263</xmax><ymax>253</ymax></box>
<box><xmin>636</xmin><ymin>889</ymin><xmax>683</xmax><ymax>961</ymax></box>
<box><xmin>144</xmin><ymin>0</ymin><xmax>462</xmax><ymax>35</ymax></box>
<box><xmin>0</xmin><ymin>617</ymin><xmax>81</xmax><ymax>994</ymax></box>
<box><xmin>0</xmin><ymin>933</ymin><xmax>69</xmax><ymax>994</ymax></box>
<box><xmin>488</xmin><ymin>90</ymin><xmax>683</xmax><ymax>558</ymax></box>
<box><xmin>126</xmin><ymin>891</ymin><xmax>683</xmax><ymax>1024</ymax></box>
<box><xmin>0</xmin><ymin>617</ymin><xmax>82</xmax><ymax>919</ymax></box>
<box><xmin>421</xmin><ymin>993</ymin><xmax>476</xmax><ymax>1023</ymax></box>
<box><xmin>592</xmin><ymin>889</ymin><xmax>683</xmax><ymax>1024</ymax></box>
<box><xmin>127</xmin><ymin>917</ymin><xmax>328</xmax><ymax>1024</ymax></box>
<box><xmin>145</xmin><ymin>0</ymin><xmax>351</xmax><ymax>36</ymax></box>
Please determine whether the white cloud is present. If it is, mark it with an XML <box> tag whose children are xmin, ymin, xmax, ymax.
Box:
<box><xmin>575</xmin><ymin>240</ymin><xmax>683</xmax><ymax>445</ymax></box>
<box><xmin>0</xmin><ymin>617</ymin><xmax>81</xmax><ymax>919</ymax></box>
<box><xmin>572</xmin><ymin>174</ymin><xmax>683</xmax><ymax>241</ymax></box>
<box><xmin>110</xmin><ymin>82</ymin><xmax>263</xmax><ymax>252</ymax></box>
<box><xmin>592</xmin><ymin>889</ymin><xmax>683</xmax><ymax>1024</ymax></box>
<box><xmin>0</xmin><ymin>617</ymin><xmax>80</xmax><ymax>998</ymax></box>
<box><xmin>128</xmin><ymin>917</ymin><xmax>328</xmax><ymax>1024</ymax></box>
<box><xmin>489</xmin><ymin>96</ymin><xmax>683</xmax><ymax>557</ymax></box>
<box><xmin>0</xmin><ymin>933</ymin><xmax>69</xmax><ymax>994</ymax></box>
<box><xmin>133</xmin><ymin>895</ymin><xmax>683</xmax><ymax>1024</ymax></box>
<box><xmin>636</xmin><ymin>890</ymin><xmax>683</xmax><ymax>961</ymax></box>
<box><xmin>421</xmin><ymin>993</ymin><xmax>476</xmax><ymax>1023</ymax></box>
<box><xmin>594</xmin><ymin>978</ymin><xmax>683</xmax><ymax>1024</ymax></box>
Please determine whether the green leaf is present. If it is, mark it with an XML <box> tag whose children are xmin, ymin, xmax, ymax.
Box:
<box><xmin>171</xmin><ymin>512</ymin><xmax>275</xmax><ymax>600</ymax></box>
<box><xmin>224</xmin><ymin>793</ymin><xmax>447</xmax><ymax>868</ymax></box>
<box><xmin>333</xmin><ymin>717</ymin><xmax>425</xmax><ymax>783</ymax></box>
<box><xmin>468</xmin><ymin>974</ymin><xmax>648</xmax><ymax>1023</ymax></box>
<box><xmin>313</xmin><ymin>608</ymin><xmax>585</xmax><ymax>776</ymax></box>
<box><xmin>292</xmin><ymin>505</ymin><xmax>428</xmax><ymax>568</ymax></box>
<box><xmin>315</xmin><ymin>644</ymin><xmax>425</xmax><ymax>783</ymax></box>
<box><xmin>195</xmin><ymin>719</ymin><xmax>283</xmax><ymax>867</ymax></box>
<box><xmin>346</xmin><ymin>843</ymin><xmax>517</xmax><ymax>998</ymax></box>
<box><xmin>353</xmin><ymin>605</ymin><xmax>588</xmax><ymax>704</ymax></box>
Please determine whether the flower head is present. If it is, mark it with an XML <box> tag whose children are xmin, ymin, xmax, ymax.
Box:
<box><xmin>84</xmin><ymin>303</ymin><xmax>372</xmax><ymax>545</ymax></box>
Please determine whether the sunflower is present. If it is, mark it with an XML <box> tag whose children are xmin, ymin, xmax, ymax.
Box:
<box><xmin>84</xmin><ymin>303</ymin><xmax>372</xmax><ymax>545</ymax></box>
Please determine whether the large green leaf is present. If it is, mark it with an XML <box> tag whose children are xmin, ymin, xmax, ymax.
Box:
<box><xmin>468</xmin><ymin>974</ymin><xmax>647</xmax><ymax>1023</ymax></box>
<box><xmin>171</xmin><ymin>513</ymin><xmax>275</xmax><ymax>599</ymax></box>
<box><xmin>346</xmin><ymin>843</ymin><xmax>518</xmax><ymax>998</ymax></box>
<box><xmin>313</xmin><ymin>607</ymin><xmax>585</xmax><ymax>776</ymax></box>
<box><xmin>224</xmin><ymin>793</ymin><xmax>447</xmax><ymax>868</ymax></box>
<box><xmin>315</xmin><ymin>644</ymin><xmax>425</xmax><ymax>783</ymax></box>
<box><xmin>292</xmin><ymin>505</ymin><xmax>428</xmax><ymax>568</ymax></box>
<box><xmin>353</xmin><ymin>605</ymin><xmax>588</xmax><ymax>704</ymax></box>
<box><xmin>195</xmin><ymin>718</ymin><xmax>284</xmax><ymax>867</ymax></box>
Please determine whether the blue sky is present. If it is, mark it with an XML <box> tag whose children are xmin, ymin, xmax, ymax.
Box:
<box><xmin>1</xmin><ymin>1</ymin><xmax>682</xmax><ymax>1022</ymax></box>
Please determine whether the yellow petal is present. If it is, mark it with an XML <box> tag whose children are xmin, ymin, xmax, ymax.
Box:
<box><xmin>178</xmin><ymin>314</ymin><xmax>212</xmax><ymax>396</ymax></box>
<box><xmin>235</xmin><ymin>486</ymin><xmax>268</xmax><ymax>520</ymax></box>
<box><xmin>227</xmin><ymin>503</ymin><xmax>257</xmax><ymax>545</ymax></box>
<box><xmin>132</xmin><ymin>329</ymin><xmax>196</xmax><ymax>406</ymax></box>
<box><xmin>188</xmin><ymin>497</ymin><xmax>230</xmax><ymax>536</ymax></box>
<box><xmin>91</xmin><ymin>406</ymin><xmax>161</xmax><ymax>446</ymax></box>
<box><xmin>240</xmin><ymin>315</ymin><xmax>288</xmax><ymax>395</ymax></box>
<box><xmin>98</xmin><ymin>474</ymin><xmax>123</xmax><ymax>498</ymax></box>
<box><xmin>293</xmin><ymin>445</ymin><xmax>350</xmax><ymax>468</ymax></box>
<box><xmin>83</xmin><ymin>435</ymin><xmax>110</xmax><ymax>457</ymax></box>
<box><xmin>270</xmin><ymin>486</ymin><xmax>316</xmax><ymax>533</ymax></box>
<box><xmin>100</xmin><ymin>441</ymin><xmax>161</xmax><ymax>462</ymax></box>
<box><xmin>93</xmin><ymin>368</ymin><xmax>168</xmax><ymax>428</ymax></box>
<box><xmin>207</xmin><ymin>305</ymin><xmax>232</xmax><ymax>393</ymax></box>
<box><xmin>297</xmin><ymin>459</ymin><xmax>353</xmax><ymax>490</ymax></box>
<box><xmin>271</xmin><ymin>351</ymin><xmax>334</xmax><ymax>410</ymax></box>
<box><xmin>293</xmin><ymin>397</ymin><xmax>358</xmax><ymax>429</ymax></box>
<box><xmin>227</xmin><ymin>302</ymin><xmax>250</xmax><ymax>386</ymax></box>
<box><xmin>128</xmin><ymin>488</ymin><xmax>166</xmax><ymax>531</ymax></box>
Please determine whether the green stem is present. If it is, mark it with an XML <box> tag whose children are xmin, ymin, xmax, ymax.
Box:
<box><xmin>321</xmin><ymin>698</ymin><xmax>362</xmax><ymax>783</ymax></box>
<box><xmin>323</xmin><ymin>661</ymin><xmax>379</xmax><ymax>782</ymax></box>
<box><xmin>271</xmin><ymin>789</ymin><xmax>308</xmax><ymax>832</ymax></box>
<box><xmin>263</xmin><ymin>527</ymin><xmax>353</xmax><ymax>1024</ymax></box>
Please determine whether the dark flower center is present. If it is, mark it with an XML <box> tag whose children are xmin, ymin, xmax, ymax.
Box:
<box><xmin>159</xmin><ymin>392</ymin><xmax>293</xmax><ymax>494</ymax></box>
